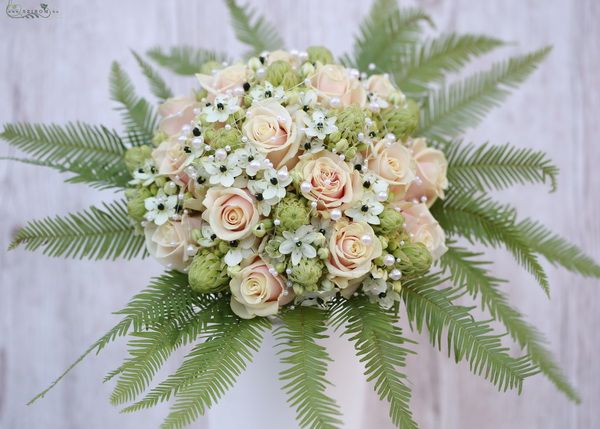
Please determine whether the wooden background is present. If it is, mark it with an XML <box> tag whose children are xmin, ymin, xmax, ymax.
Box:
<box><xmin>1</xmin><ymin>0</ymin><xmax>599</xmax><ymax>427</ymax></box>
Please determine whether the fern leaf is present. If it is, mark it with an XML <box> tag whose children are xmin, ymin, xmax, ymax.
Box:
<box><xmin>28</xmin><ymin>272</ymin><xmax>193</xmax><ymax>404</ymax></box>
<box><xmin>330</xmin><ymin>296</ymin><xmax>418</xmax><ymax>429</ymax></box>
<box><xmin>396</xmin><ymin>33</ymin><xmax>505</xmax><ymax>96</ymax></box>
<box><xmin>440</xmin><ymin>244</ymin><xmax>580</xmax><ymax>402</ymax></box>
<box><xmin>344</xmin><ymin>0</ymin><xmax>432</xmax><ymax>72</ymax></box>
<box><xmin>275</xmin><ymin>307</ymin><xmax>342</xmax><ymax>429</ymax></box>
<box><xmin>9</xmin><ymin>200</ymin><xmax>145</xmax><ymax>260</ymax></box>
<box><xmin>400</xmin><ymin>273</ymin><xmax>539</xmax><ymax>392</ymax></box>
<box><xmin>224</xmin><ymin>0</ymin><xmax>283</xmax><ymax>56</ymax></box>
<box><xmin>132</xmin><ymin>51</ymin><xmax>173</xmax><ymax>102</ymax></box>
<box><xmin>445</xmin><ymin>141</ymin><xmax>558</xmax><ymax>192</ymax></box>
<box><xmin>419</xmin><ymin>47</ymin><xmax>551</xmax><ymax>140</ymax></box>
<box><xmin>109</xmin><ymin>61</ymin><xmax>157</xmax><ymax>144</ymax></box>
<box><xmin>432</xmin><ymin>190</ymin><xmax>550</xmax><ymax>295</ymax></box>
<box><xmin>147</xmin><ymin>46</ymin><xmax>229</xmax><ymax>75</ymax></box>
<box><xmin>517</xmin><ymin>218</ymin><xmax>600</xmax><ymax>278</ymax></box>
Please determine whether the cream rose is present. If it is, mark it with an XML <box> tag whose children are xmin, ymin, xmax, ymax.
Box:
<box><xmin>229</xmin><ymin>257</ymin><xmax>294</xmax><ymax>319</ymax></box>
<box><xmin>267</xmin><ymin>50</ymin><xmax>299</xmax><ymax>67</ymax></box>
<box><xmin>310</xmin><ymin>64</ymin><xmax>366</xmax><ymax>107</ymax></box>
<box><xmin>368</xmin><ymin>140</ymin><xmax>417</xmax><ymax>200</ymax></box>
<box><xmin>325</xmin><ymin>219</ymin><xmax>382</xmax><ymax>289</ymax></box>
<box><xmin>404</xmin><ymin>138</ymin><xmax>448</xmax><ymax>206</ymax></box>
<box><xmin>243</xmin><ymin>99</ymin><xmax>303</xmax><ymax>169</ymax></box>
<box><xmin>152</xmin><ymin>137</ymin><xmax>190</xmax><ymax>179</ymax></box>
<box><xmin>397</xmin><ymin>201</ymin><xmax>447</xmax><ymax>260</ymax></box>
<box><xmin>202</xmin><ymin>187</ymin><xmax>259</xmax><ymax>241</ymax></box>
<box><xmin>196</xmin><ymin>64</ymin><xmax>248</xmax><ymax>101</ymax></box>
<box><xmin>298</xmin><ymin>151</ymin><xmax>362</xmax><ymax>213</ymax></box>
<box><xmin>158</xmin><ymin>96</ymin><xmax>199</xmax><ymax>136</ymax></box>
<box><xmin>144</xmin><ymin>215</ymin><xmax>202</xmax><ymax>271</ymax></box>
<box><xmin>365</xmin><ymin>74</ymin><xmax>396</xmax><ymax>99</ymax></box>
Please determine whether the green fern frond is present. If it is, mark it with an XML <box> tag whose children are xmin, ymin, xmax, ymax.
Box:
<box><xmin>28</xmin><ymin>272</ymin><xmax>192</xmax><ymax>405</ymax></box>
<box><xmin>440</xmin><ymin>244</ymin><xmax>580</xmax><ymax>402</ymax></box>
<box><xmin>432</xmin><ymin>190</ymin><xmax>550</xmax><ymax>295</ymax></box>
<box><xmin>396</xmin><ymin>33</ymin><xmax>505</xmax><ymax>96</ymax></box>
<box><xmin>330</xmin><ymin>296</ymin><xmax>418</xmax><ymax>429</ymax></box>
<box><xmin>132</xmin><ymin>51</ymin><xmax>173</xmax><ymax>102</ymax></box>
<box><xmin>123</xmin><ymin>305</ymin><xmax>270</xmax><ymax>429</ymax></box>
<box><xmin>445</xmin><ymin>141</ymin><xmax>558</xmax><ymax>192</ymax></box>
<box><xmin>517</xmin><ymin>218</ymin><xmax>600</xmax><ymax>278</ymax></box>
<box><xmin>110</xmin><ymin>297</ymin><xmax>223</xmax><ymax>405</ymax></box>
<box><xmin>109</xmin><ymin>61</ymin><xmax>157</xmax><ymax>144</ymax></box>
<box><xmin>419</xmin><ymin>47</ymin><xmax>551</xmax><ymax>140</ymax></box>
<box><xmin>400</xmin><ymin>273</ymin><xmax>539</xmax><ymax>392</ymax></box>
<box><xmin>345</xmin><ymin>0</ymin><xmax>433</xmax><ymax>72</ymax></box>
<box><xmin>224</xmin><ymin>0</ymin><xmax>284</xmax><ymax>56</ymax></box>
<box><xmin>275</xmin><ymin>307</ymin><xmax>342</xmax><ymax>429</ymax></box>
<box><xmin>9</xmin><ymin>200</ymin><xmax>144</xmax><ymax>260</ymax></box>
<box><xmin>147</xmin><ymin>46</ymin><xmax>229</xmax><ymax>75</ymax></box>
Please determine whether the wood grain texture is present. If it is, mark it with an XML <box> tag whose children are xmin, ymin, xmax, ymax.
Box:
<box><xmin>0</xmin><ymin>0</ymin><xmax>598</xmax><ymax>428</ymax></box>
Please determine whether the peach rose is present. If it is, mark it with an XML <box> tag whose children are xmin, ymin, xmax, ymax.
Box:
<box><xmin>298</xmin><ymin>151</ymin><xmax>362</xmax><ymax>213</ymax></box>
<box><xmin>368</xmin><ymin>140</ymin><xmax>417</xmax><ymax>200</ymax></box>
<box><xmin>202</xmin><ymin>187</ymin><xmax>259</xmax><ymax>241</ymax></box>
<box><xmin>144</xmin><ymin>215</ymin><xmax>202</xmax><ymax>271</ymax></box>
<box><xmin>152</xmin><ymin>137</ymin><xmax>191</xmax><ymax>179</ymax></box>
<box><xmin>397</xmin><ymin>201</ymin><xmax>447</xmax><ymax>260</ymax></box>
<box><xmin>310</xmin><ymin>64</ymin><xmax>366</xmax><ymax>107</ymax></box>
<box><xmin>243</xmin><ymin>100</ymin><xmax>304</xmax><ymax>169</ymax></box>
<box><xmin>365</xmin><ymin>74</ymin><xmax>396</xmax><ymax>99</ymax></box>
<box><xmin>267</xmin><ymin>50</ymin><xmax>299</xmax><ymax>67</ymax></box>
<box><xmin>158</xmin><ymin>96</ymin><xmax>199</xmax><ymax>136</ymax></box>
<box><xmin>325</xmin><ymin>219</ymin><xmax>382</xmax><ymax>289</ymax></box>
<box><xmin>229</xmin><ymin>257</ymin><xmax>293</xmax><ymax>319</ymax></box>
<box><xmin>196</xmin><ymin>64</ymin><xmax>248</xmax><ymax>101</ymax></box>
<box><xmin>404</xmin><ymin>138</ymin><xmax>448</xmax><ymax>206</ymax></box>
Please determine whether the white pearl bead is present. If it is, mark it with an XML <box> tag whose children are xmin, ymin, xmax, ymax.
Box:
<box><xmin>384</xmin><ymin>254</ymin><xmax>395</xmax><ymax>266</ymax></box>
<box><xmin>215</xmin><ymin>149</ymin><xmax>227</xmax><ymax>160</ymax></box>
<box><xmin>233</xmin><ymin>86</ymin><xmax>244</xmax><ymax>96</ymax></box>
<box><xmin>274</xmin><ymin>219</ymin><xmax>281</xmax><ymax>226</ymax></box>
<box><xmin>330</xmin><ymin>209</ymin><xmax>342</xmax><ymax>221</ymax></box>
<box><xmin>249</xmin><ymin>160</ymin><xmax>261</xmax><ymax>170</ymax></box>
<box><xmin>377</xmin><ymin>191</ymin><xmax>388</xmax><ymax>202</ymax></box>
<box><xmin>224</xmin><ymin>124</ymin><xmax>232</xmax><ymax>130</ymax></box>
<box><xmin>304</xmin><ymin>78</ymin><xmax>311</xmax><ymax>86</ymax></box>
<box><xmin>338</xmin><ymin>154</ymin><xmax>346</xmax><ymax>161</ymax></box>
<box><xmin>368</xmin><ymin>63</ymin><xmax>376</xmax><ymax>71</ymax></box>
<box><xmin>390</xmin><ymin>269</ymin><xmax>402</xmax><ymax>281</ymax></box>
<box><xmin>256</xmin><ymin>67</ymin><xmax>266</xmax><ymax>79</ymax></box>
<box><xmin>181</xmin><ymin>124</ymin><xmax>191</xmax><ymax>134</ymax></box>
<box><xmin>324</xmin><ymin>179</ymin><xmax>332</xmax><ymax>186</ymax></box>
<box><xmin>310</xmin><ymin>201</ymin><xmax>318</xmax><ymax>209</ymax></box>
<box><xmin>368</xmin><ymin>102</ymin><xmax>379</xmax><ymax>112</ymax></box>
<box><xmin>330</xmin><ymin>97</ymin><xmax>341</xmax><ymax>108</ymax></box>
<box><xmin>286</xmin><ymin>268</ymin><xmax>293</xmax><ymax>275</ymax></box>
<box><xmin>300</xmin><ymin>181</ymin><xmax>312</xmax><ymax>193</ymax></box>
<box><xmin>268</xmin><ymin>267</ymin><xmax>278</xmax><ymax>276</ymax></box>
<box><xmin>420</xmin><ymin>195</ymin><xmax>428</xmax><ymax>203</ymax></box>
<box><xmin>186</xmin><ymin>245</ymin><xmax>197</xmax><ymax>256</ymax></box>
<box><xmin>225</xmin><ymin>145</ymin><xmax>231</xmax><ymax>152</ymax></box>
<box><xmin>385</xmin><ymin>133</ymin><xmax>396</xmax><ymax>141</ymax></box>
<box><xmin>357</xmin><ymin>132</ymin><xmax>365</xmax><ymax>141</ymax></box>
<box><xmin>277</xmin><ymin>169</ymin><xmax>289</xmax><ymax>181</ymax></box>
<box><xmin>361</xmin><ymin>234</ymin><xmax>373</xmax><ymax>245</ymax></box>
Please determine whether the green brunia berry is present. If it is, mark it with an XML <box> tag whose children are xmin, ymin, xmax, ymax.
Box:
<box><xmin>289</xmin><ymin>257</ymin><xmax>324</xmax><ymax>292</ymax></box>
<box><xmin>375</xmin><ymin>208</ymin><xmax>405</xmax><ymax>235</ymax></box>
<box><xmin>380</xmin><ymin>99</ymin><xmax>419</xmax><ymax>140</ymax></box>
<box><xmin>204</xmin><ymin>126</ymin><xmax>242</xmax><ymax>150</ymax></box>
<box><xmin>393</xmin><ymin>242</ymin><xmax>432</xmax><ymax>277</ymax></box>
<box><xmin>125</xmin><ymin>187</ymin><xmax>153</xmax><ymax>223</ymax></box>
<box><xmin>326</xmin><ymin>106</ymin><xmax>366</xmax><ymax>148</ymax></box>
<box><xmin>274</xmin><ymin>195</ymin><xmax>310</xmax><ymax>232</ymax></box>
<box><xmin>306</xmin><ymin>46</ymin><xmax>334</xmax><ymax>65</ymax></box>
<box><xmin>124</xmin><ymin>145</ymin><xmax>152</xmax><ymax>172</ymax></box>
<box><xmin>188</xmin><ymin>249</ymin><xmax>230</xmax><ymax>294</ymax></box>
<box><xmin>266</xmin><ymin>60</ymin><xmax>299</xmax><ymax>89</ymax></box>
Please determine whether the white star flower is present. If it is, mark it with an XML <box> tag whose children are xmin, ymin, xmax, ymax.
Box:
<box><xmin>345</xmin><ymin>193</ymin><xmax>384</xmax><ymax>224</ymax></box>
<box><xmin>250</xmin><ymin>81</ymin><xmax>286</xmax><ymax>103</ymax></box>
<box><xmin>233</xmin><ymin>146</ymin><xmax>269</xmax><ymax>177</ymax></box>
<box><xmin>202</xmin><ymin>154</ymin><xmax>243</xmax><ymax>187</ymax></box>
<box><xmin>298</xmin><ymin>289</ymin><xmax>338</xmax><ymax>308</ymax></box>
<box><xmin>279</xmin><ymin>225</ymin><xmax>320</xmax><ymax>265</ymax></box>
<box><xmin>129</xmin><ymin>160</ymin><xmax>157</xmax><ymax>186</ymax></box>
<box><xmin>224</xmin><ymin>236</ymin><xmax>256</xmax><ymax>267</ymax></box>
<box><xmin>299</xmin><ymin>90</ymin><xmax>318</xmax><ymax>110</ymax></box>
<box><xmin>144</xmin><ymin>191</ymin><xmax>178</xmax><ymax>225</ymax></box>
<box><xmin>197</xmin><ymin>222</ymin><xmax>217</xmax><ymax>248</ymax></box>
<box><xmin>203</xmin><ymin>94</ymin><xmax>239</xmax><ymax>123</ymax></box>
<box><xmin>303</xmin><ymin>110</ymin><xmax>337</xmax><ymax>140</ymax></box>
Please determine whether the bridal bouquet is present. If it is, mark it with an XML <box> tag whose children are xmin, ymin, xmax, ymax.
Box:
<box><xmin>4</xmin><ymin>0</ymin><xmax>600</xmax><ymax>428</ymax></box>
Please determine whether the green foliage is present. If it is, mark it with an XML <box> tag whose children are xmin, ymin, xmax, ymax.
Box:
<box><xmin>10</xmin><ymin>200</ymin><xmax>145</xmax><ymax>260</ymax></box>
<box><xmin>275</xmin><ymin>307</ymin><xmax>342</xmax><ymax>429</ymax></box>
<box><xmin>28</xmin><ymin>272</ymin><xmax>193</xmax><ymax>404</ymax></box>
<box><xmin>109</xmin><ymin>61</ymin><xmax>158</xmax><ymax>144</ymax></box>
<box><xmin>432</xmin><ymin>190</ymin><xmax>550</xmax><ymax>295</ymax></box>
<box><xmin>396</xmin><ymin>33</ymin><xmax>505</xmax><ymax>96</ymax></box>
<box><xmin>400</xmin><ymin>273</ymin><xmax>539</xmax><ymax>392</ymax></box>
<box><xmin>132</xmin><ymin>51</ymin><xmax>173</xmax><ymax>102</ymax></box>
<box><xmin>445</xmin><ymin>141</ymin><xmax>559</xmax><ymax>192</ymax></box>
<box><xmin>224</xmin><ymin>0</ymin><xmax>284</xmax><ymax>56</ymax></box>
<box><xmin>517</xmin><ymin>218</ymin><xmax>600</xmax><ymax>278</ymax></box>
<box><xmin>331</xmin><ymin>296</ymin><xmax>418</xmax><ymax>429</ymax></box>
<box><xmin>147</xmin><ymin>46</ymin><xmax>229</xmax><ymax>75</ymax></box>
<box><xmin>344</xmin><ymin>0</ymin><xmax>433</xmax><ymax>72</ymax></box>
<box><xmin>419</xmin><ymin>47</ymin><xmax>551</xmax><ymax>140</ymax></box>
<box><xmin>440</xmin><ymin>244</ymin><xmax>580</xmax><ymax>401</ymax></box>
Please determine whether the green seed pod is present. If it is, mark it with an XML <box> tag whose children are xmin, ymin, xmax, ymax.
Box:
<box><xmin>306</xmin><ymin>46</ymin><xmax>334</xmax><ymax>65</ymax></box>
<box><xmin>124</xmin><ymin>145</ymin><xmax>152</xmax><ymax>172</ymax></box>
<box><xmin>188</xmin><ymin>249</ymin><xmax>230</xmax><ymax>293</ymax></box>
<box><xmin>266</xmin><ymin>60</ymin><xmax>299</xmax><ymax>89</ymax></box>
<box><xmin>126</xmin><ymin>187</ymin><xmax>152</xmax><ymax>223</ymax></box>
<box><xmin>393</xmin><ymin>242</ymin><xmax>432</xmax><ymax>278</ymax></box>
<box><xmin>200</xmin><ymin>60</ymin><xmax>222</xmax><ymax>75</ymax></box>
<box><xmin>274</xmin><ymin>195</ymin><xmax>310</xmax><ymax>233</ymax></box>
<box><xmin>204</xmin><ymin>126</ymin><xmax>242</xmax><ymax>150</ymax></box>
<box><xmin>374</xmin><ymin>208</ymin><xmax>405</xmax><ymax>236</ymax></box>
<box><xmin>288</xmin><ymin>258</ymin><xmax>324</xmax><ymax>291</ymax></box>
<box><xmin>380</xmin><ymin>99</ymin><xmax>419</xmax><ymax>140</ymax></box>
<box><xmin>327</xmin><ymin>106</ymin><xmax>366</xmax><ymax>149</ymax></box>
